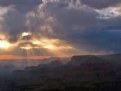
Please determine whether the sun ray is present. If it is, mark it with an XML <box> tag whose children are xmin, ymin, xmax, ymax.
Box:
<box><xmin>0</xmin><ymin>31</ymin><xmax>84</xmax><ymax>59</ymax></box>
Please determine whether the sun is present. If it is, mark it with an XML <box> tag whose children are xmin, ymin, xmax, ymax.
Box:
<box><xmin>22</xmin><ymin>32</ymin><xmax>32</xmax><ymax>37</ymax></box>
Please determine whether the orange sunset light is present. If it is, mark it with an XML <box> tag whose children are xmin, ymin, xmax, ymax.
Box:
<box><xmin>0</xmin><ymin>55</ymin><xmax>50</xmax><ymax>60</ymax></box>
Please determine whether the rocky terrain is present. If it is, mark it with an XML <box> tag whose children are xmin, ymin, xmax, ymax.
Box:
<box><xmin>0</xmin><ymin>54</ymin><xmax>121</xmax><ymax>91</ymax></box>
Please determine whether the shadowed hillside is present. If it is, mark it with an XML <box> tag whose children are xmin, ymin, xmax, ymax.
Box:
<box><xmin>0</xmin><ymin>54</ymin><xmax>121</xmax><ymax>91</ymax></box>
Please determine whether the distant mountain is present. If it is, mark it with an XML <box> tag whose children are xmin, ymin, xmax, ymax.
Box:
<box><xmin>49</xmin><ymin>60</ymin><xmax>64</xmax><ymax>67</ymax></box>
<box><xmin>68</xmin><ymin>55</ymin><xmax>106</xmax><ymax>65</ymax></box>
<box><xmin>0</xmin><ymin>63</ymin><xmax>18</xmax><ymax>75</ymax></box>
<box><xmin>1</xmin><ymin>54</ymin><xmax>121</xmax><ymax>91</ymax></box>
<box><xmin>0</xmin><ymin>57</ymin><xmax>69</xmax><ymax>75</ymax></box>
<box><xmin>100</xmin><ymin>54</ymin><xmax>121</xmax><ymax>62</ymax></box>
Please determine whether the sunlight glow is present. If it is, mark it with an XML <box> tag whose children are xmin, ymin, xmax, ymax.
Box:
<box><xmin>0</xmin><ymin>32</ymin><xmax>76</xmax><ymax>56</ymax></box>
<box><xmin>0</xmin><ymin>34</ymin><xmax>13</xmax><ymax>49</ymax></box>
<box><xmin>16</xmin><ymin>31</ymin><xmax>74</xmax><ymax>54</ymax></box>
<box><xmin>20</xmin><ymin>44</ymin><xmax>33</xmax><ymax>50</ymax></box>
<box><xmin>22</xmin><ymin>32</ymin><xmax>32</xmax><ymax>37</ymax></box>
<box><xmin>44</xmin><ymin>44</ymin><xmax>55</xmax><ymax>49</ymax></box>
<box><xmin>0</xmin><ymin>40</ymin><xmax>12</xmax><ymax>49</ymax></box>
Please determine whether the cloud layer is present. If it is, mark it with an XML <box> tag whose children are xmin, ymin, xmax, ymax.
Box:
<box><xmin>0</xmin><ymin>0</ymin><xmax>121</xmax><ymax>56</ymax></box>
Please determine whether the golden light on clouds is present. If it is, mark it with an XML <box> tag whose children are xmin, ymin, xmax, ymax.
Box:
<box><xmin>0</xmin><ymin>32</ymin><xmax>82</xmax><ymax>58</ymax></box>
<box><xmin>0</xmin><ymin>40</ymin><xmax>12</xmax><ymax>49</ymax></box>
<box><xmin>16</xmin><ymin>32</ymin><xmax>74</xmax><ymax>53</ymax></box>
<box><xmin>40</xmin><ymin>39</ymin><xmax>73</xmax><ymax>50</ymax></box>
<box><xmin>21</xmin><ymin>32</ymin><xmax>32</xmax><ymax>37</ymax></box>
<box><xmin>0</xmin><ymin>34</ymin><xmax>13</xmax><ymax>49</ymax></box>
<box><xmin>20</xmin><ymin>44</ymin><xmax>34</xmax><ymax>50</ymax></box>
<box><xmin>0</xmin><ymin>55</ymin><xmax>49</xmax><ymax>60</ymax></box>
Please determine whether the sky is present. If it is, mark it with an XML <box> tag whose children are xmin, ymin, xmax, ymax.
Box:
<box><xmin>0</xmin><ymin>0</ymin><xmax>121</xmax><ymax>59</ymax></box>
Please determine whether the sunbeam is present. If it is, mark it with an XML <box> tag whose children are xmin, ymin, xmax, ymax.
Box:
<box><xmin>0</xmin><ymin>31</ymin><xmax>84</xmax><ymax>59</ymax></box>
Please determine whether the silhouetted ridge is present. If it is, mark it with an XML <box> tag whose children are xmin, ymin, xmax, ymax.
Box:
<box><xmin>49</xmin><ymin>60</ymin><xmax>63</xmax><ymax>67</ymax></box>
<box><xmin>101</xmin><ymin>54</ymin><xmax>121</xmax><ymax>62</ymax></box>
<box><xmin>2</xmin><ymin>54</ymin><xmax>121</xmax><ymax>91</ymax></box>
<box><xmin>68</xmin><ymin>55</ymin><xmax>106</xmax><ymax>65</ymax></box>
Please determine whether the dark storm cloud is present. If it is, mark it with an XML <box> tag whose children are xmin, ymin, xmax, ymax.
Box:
<box><xmin>0</xmin><ymin>0</ymin><xmax>42</xmax><ymax>12</ymax></box>
<box><xmin>0</xmin><ymin>0</ymin><xmax>121</xmax><ymax>55</ymax></box>
<box><xmin>0</xmin><ymin>0</ymin><xmax>41</xmax><ymax>5</ymax></box>
<box><xmin>63</xmin><ymin>30</ymin><xmax>121</xmax><ymax>53</ymax></box>
<box><xmin>37</xmin><ymin>0</ymin><xmax>121</xmax><ymax>54</ymax></box>
<box><xmin>0</xmin><ymin>0</ymin><xmax>42</xmax><ymax>42</ymax></box>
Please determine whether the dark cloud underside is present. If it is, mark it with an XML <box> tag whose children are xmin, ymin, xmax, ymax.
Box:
<box><xmin>0</xmin><ymin>0</ymin><xmax>121</xmax><ymax>55</ymax></box>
